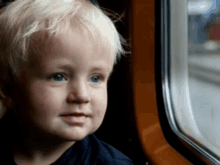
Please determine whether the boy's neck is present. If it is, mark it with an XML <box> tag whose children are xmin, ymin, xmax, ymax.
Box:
<box><xmin>13</xmin><ymin>134</ymin><xmax>75</xmax><ymax>165</ymax></box>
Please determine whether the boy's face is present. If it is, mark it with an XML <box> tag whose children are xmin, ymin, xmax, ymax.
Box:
<box><xmin>14</xmin><ymin>27</ymin><xmax>114</xmax><ymax>141</ymax></box>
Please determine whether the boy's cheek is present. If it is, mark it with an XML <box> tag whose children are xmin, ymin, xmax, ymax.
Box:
<box><xmin>92</xmin><ymin>86</ymin><xmax>108</xmax><ymax>99</ymax></box>
<box><xmin>29</xmin><ymin>89</ymin><xmax>65</xmax><ymax>111</ymax></box>
<box><xmin>20</xmin><ymin>83</ymin><xmax>65</xmax><ymax>115</ymax></box>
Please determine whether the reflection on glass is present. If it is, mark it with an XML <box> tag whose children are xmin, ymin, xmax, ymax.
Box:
<box><xmin>188</xmin><ymin>0</ymin><xmax>220</xmax><ymax>158</ymax></box>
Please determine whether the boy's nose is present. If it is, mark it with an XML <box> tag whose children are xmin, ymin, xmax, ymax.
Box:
<box><xmin>67</xmin><ymin>80</ymin><xmax>90</xmax><ymax>104</ymax></box>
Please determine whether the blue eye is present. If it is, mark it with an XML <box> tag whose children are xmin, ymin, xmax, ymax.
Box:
<box><xmin>51</xmin><ymin>74</ymin><xmax>65</xmax><ymax>82</ymax></box>
<box><xmin>90</xmin><ymin>76</ymin><xmax>100</xmax><ymax>83</ymax></box>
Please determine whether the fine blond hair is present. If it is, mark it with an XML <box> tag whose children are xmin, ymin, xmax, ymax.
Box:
<box><xmin>0</xmin><ymin>0</ymin><xmax>126</xmax><ymax>113</ymax></box>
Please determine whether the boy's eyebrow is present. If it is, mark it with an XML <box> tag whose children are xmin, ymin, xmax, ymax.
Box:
<box><xmin>90</xmin><ymin>66</ymin><xmax>111</xmax><ymax>73</ymax></box>
<box><xmin>45</xmin><ymin>61</ymin><xmax>113</xmax><ymax>74</ymax></box>
<box><xmin>46</xmin><ymin>63</ymin><xmax>73</xmax><ymax>72</ymax></box>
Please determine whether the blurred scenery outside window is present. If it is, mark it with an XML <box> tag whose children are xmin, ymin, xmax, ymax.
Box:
<box><xmin>188</xmin><ymin>0</ymin><xmax>220</xmax><ymax>159</ymax></box>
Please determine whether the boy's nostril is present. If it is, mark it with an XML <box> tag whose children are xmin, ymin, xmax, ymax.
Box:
<box><xmin>67</xmin><ymin>92</ymin><xmax>90</xmax><ymax>104</ymax></box>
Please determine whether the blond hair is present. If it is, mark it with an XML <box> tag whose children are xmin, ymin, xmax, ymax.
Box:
<box><xmin>0</xmin><ymin>0</ymin><xmax>126</xmax><ymax>110</ymax></box>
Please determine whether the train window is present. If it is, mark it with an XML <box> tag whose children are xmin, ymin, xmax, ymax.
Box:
<box><xmin>161</xmin><ymin>0</ymin><xmax>220</xmax><ymax>163</ymax></box>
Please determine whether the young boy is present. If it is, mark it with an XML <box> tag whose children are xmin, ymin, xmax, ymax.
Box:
<box><xmin>0</xmin><ymin>0</ymin><xmax>133</xmax><ymax>164</ymax></box>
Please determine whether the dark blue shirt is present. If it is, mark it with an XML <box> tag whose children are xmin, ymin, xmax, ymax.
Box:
<box><xmin>52</xmin><ymin>134</ymin><xmax>133</xmax><ymax>165</ymax></box>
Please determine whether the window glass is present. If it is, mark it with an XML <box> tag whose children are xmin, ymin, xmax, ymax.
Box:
<box><xmin>188</xmin><ymin>0</ymin><xmax>220</xmax><ymax>158</ymax></box>
<box><xmin>167</xmin><ymin>0</ymin><xmax>220</xmax><ymax>163</ymax></box>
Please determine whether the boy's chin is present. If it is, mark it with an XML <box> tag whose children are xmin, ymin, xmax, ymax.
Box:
<box><xmin>57</xmin><ymin>132</ymin><xmax>92</xmax><ymax>142</ymax></box>
<box><xmin>64</xmin><ymin>136</ymin><xmax>88</xmax><ymax>142</ymax></box>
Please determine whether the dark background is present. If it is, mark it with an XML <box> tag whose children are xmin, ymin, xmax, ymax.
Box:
<box><xmin>93</xmin><ymin>0</ymin><xmax>148</xmax><ymax>164</ymax></box>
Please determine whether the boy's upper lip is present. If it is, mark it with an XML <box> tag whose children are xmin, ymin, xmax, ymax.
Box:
<box><xmin>60</xmin><ymin>112</ymin><xmax>90</xmax><ymax>117</ymax></box>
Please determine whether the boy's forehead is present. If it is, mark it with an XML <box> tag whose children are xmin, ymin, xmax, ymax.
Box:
<box><xmin>30</xmin><ymin>29</ymin><xmax>115</xmax><ymax>71</ymax></box>
<box><xmin>33</xmin><ymin>26</ymin><xmax>112</xmax><ymax>53</ymax></box>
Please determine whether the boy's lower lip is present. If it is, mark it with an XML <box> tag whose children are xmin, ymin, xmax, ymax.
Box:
<box><xmin>61</xmin><ymin>115</ymin><xmax>87</xmax><ymax>125</ymax></box>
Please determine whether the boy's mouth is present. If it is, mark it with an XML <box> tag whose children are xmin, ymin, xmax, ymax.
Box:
<box><xmin>60</xmin><ymin>112</ymin><xmax>88</xmax><ymax>117</ymax></box>
<box><xmin>60</xmin><ymin>112</ymin><xmax>89</xmax><ymax>125</ymax></box>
